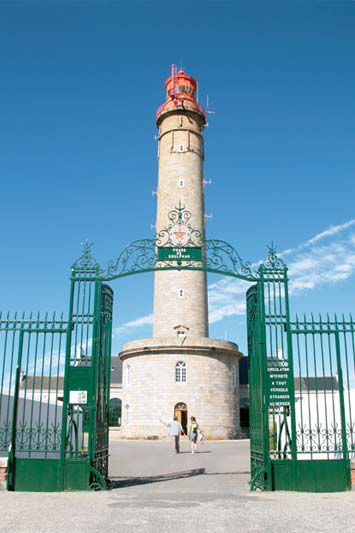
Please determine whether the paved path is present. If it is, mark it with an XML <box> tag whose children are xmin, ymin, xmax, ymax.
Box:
<box><xmin>1</xmin><ymin>439</ymin><xmax>355</xmax><ymax>532</ymax></box>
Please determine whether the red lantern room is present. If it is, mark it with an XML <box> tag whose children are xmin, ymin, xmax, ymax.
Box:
<box><xmin>156</xmin><ymin>65</ymin><xmax>206</xmax><ymax>124</ymax></box>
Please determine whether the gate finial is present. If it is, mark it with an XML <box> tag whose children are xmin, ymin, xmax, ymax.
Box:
<box><xmin>72</xmin><ymin>240</ymin><xmax>101</xmax><ymax>271</ymax></box>
<box><xmin>261</xmin><ymin>241</ymin><xmax>286</xmax><ymax>270</ymax></box>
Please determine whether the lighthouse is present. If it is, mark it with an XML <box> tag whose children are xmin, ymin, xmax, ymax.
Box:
<box><xmin>153</xmin><ymin>66</ymin><xmax>208</xmax><ymax>339</ymax></box>
<box><xmin>120</xmin><ymin>66</ymin><xmax>242</xmax><ymax>438</ymax></box>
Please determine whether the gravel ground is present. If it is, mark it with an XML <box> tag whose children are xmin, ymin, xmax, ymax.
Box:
<box><xmin>1</xmin><ymin>439</ymin><xmax>355</xmax><ymax>533</ymax></box>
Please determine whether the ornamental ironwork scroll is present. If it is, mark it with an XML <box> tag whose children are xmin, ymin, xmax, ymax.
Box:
<box><xmin>71</xmin><ymin>210</ymin><xmax>287</xmax><ymax>281</ymax></box>
<box><xmin>71</xmin><ymin>238</ymin><xmax>287</xmax><ymax>282</ymax></box>
<box><xmin>72</xmin><ymin>240</ymin><xmax>102</xmax><ymax>273</ymax></box>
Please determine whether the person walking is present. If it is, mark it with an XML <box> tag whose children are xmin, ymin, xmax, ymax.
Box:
<box><xmin>188</xmin><ymin>416</ymin><xmax>199</xmax><ymax>454</ymax></box>
<box><xmin>161</xmin><ymin>416</ymin><xmax>185</xmax><ymax>453</ymax></box>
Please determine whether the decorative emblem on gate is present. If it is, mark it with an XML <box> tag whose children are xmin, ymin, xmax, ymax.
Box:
<box><xmin>157</xmin><ymin>202</ymin><xmax>203</xmax><ymax>248</ymax></box>
<box><xmin>170</xmin><ymin>223</ymin><xmax>191</xmax><ymax>246</ymax></box>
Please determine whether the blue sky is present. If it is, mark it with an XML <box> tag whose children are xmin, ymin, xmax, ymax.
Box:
<box><xmin>0</xmin><ymin>2</ymin><xmax>355</xmax><ymax>356</ymax></box>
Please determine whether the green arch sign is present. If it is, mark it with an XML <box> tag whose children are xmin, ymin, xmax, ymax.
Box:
<box><xmin>71</xmin><ymin>238</ymin><xmax>287</xmax><ymax>282</ymax></box>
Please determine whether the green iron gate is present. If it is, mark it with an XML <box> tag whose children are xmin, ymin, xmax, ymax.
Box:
<box><xmin>1</xmin><ymin>227</ymin><xmax>354</xmax><ymax>492</ymax></box>
<box><xmin>247</xmin><ymin>284</ymin><xmax>267</xmax><ymax>490</ymax></box>
<box><xmin>0</xmin><ymin>272</ymin><xmax>113</xmax><ymax>491</ymax></box>
<box><xmin>247</xmin><ymin>250</ymin><xmax>353</xmax><ymax>492</ymax></box>
<box><xmin>62</xmin><ymin>264</ymin><xmax>113</xmax><ymax>491</ymax></box>
<box><xmin>247</xmin><ymin>251</ymin><xmax>297</xmax><ymax>491</ymax></box>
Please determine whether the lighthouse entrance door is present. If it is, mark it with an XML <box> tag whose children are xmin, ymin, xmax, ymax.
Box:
<box><xmin>174</xmin><ymin>402</ymin><xmax>188</xmax><ymax>434</ymax></box>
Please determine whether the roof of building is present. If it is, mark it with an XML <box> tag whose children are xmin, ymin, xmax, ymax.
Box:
<box><xmin>22</xmin><ymin>375</ymin><xmax>65</xmax><ymax>391</ymax></box>
<box><xmin>294</xmin><ymin>376</ymin><xmax>338</xmax><ymax>391</ymax></box>
<box><xmin>110</xmin><ymin>355</ymin><xmax>123</xmax><ymax>385</ymax></box>
<box><xmin>22</xmin><ymin>355</ymin><xmax>123</xmax><ymax>390</ymax></box>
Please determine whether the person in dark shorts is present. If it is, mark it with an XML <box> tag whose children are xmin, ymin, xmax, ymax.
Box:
<box><xmin>188</xmin><ymin>416</ymin><xmax>199</xmax><ymax>454</ymax></box>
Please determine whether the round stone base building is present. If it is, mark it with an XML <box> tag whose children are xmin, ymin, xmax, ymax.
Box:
<box><xmin>120</xmin><ymin>338</ymin><xmax>242</xmax><ymax>438</ymax></box>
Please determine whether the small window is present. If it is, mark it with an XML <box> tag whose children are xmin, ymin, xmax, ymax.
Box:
<box><xmin>174</xmin><ymin>324</ymin><xmax>189</xmax><ymax>337</ymax></box>
<box><xmin>126</xmin><ymin>364</ymin><xmax>131</xmax><ymax>385</ymax></box>
<box><xmin>232</xmin><ymin>407</ymin><xmax>237</xmax><ymax>427</ymax></box>
<box><xmin>232</xmin><ymin>366</ymin><xmax>237</xmax><ymax>389</ymax></box>
<box><xmin>125</xmin><ymin>404</ymin><xmax>130</xmax><ymax>425</ymax></box>
<box><xmin>175</xmin><ymin>361</ymin><xmax>186</xmax><ymax>383</ymax></box>
<box><xmin>178</xmin><ymin>144</ymin><xmax>185</xmax><ymax>152</ymax></box>
<box><xmin>179</xmin><ymin>289</ymin><xmax>184</xmax><ymax>298</ymax></box>
<box><xmin>178</xmin><ymin>178</ymin><xmax>184</xmax><ymax>188</ymax></box>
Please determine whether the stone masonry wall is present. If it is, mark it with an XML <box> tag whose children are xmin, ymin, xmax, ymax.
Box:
<box><xmin>153</xmin><ymin>111</ymin><xmax>208</xmax><ymax>338</ymax></box>
<box><xmin>120</xmin><ymin>338</ymin><xmax>242</xmax><ymax>439</ymax></box>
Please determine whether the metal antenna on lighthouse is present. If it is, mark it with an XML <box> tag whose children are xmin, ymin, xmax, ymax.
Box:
<box><xmin>203</xmin><ymin>95</ymin><xmax>215</xmax><ymax>128</ymax></box>
<box><xmin>171</xmin><ymin>64</ymin><xmax>177</xmax><ymax>97</ymax></box>
<box><xmin>206</xmin><ymin>94</ymin><xmax>216</xmax><ymax>115</ymax></box>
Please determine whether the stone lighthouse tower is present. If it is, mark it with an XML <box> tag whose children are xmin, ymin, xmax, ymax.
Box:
<box><xmin>120</xmin><ymin>66</ymin><xmax>242</xmax><ymax>438</ymax></box>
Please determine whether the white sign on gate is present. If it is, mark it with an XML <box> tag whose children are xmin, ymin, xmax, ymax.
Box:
<box><xmin>69</xmin><ymin>390</ymin><xmax>88</xmax><ymax>404</ymax></box>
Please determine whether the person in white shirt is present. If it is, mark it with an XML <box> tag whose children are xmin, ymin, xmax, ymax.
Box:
<box><xmin>162</xmin><ymin>416</ymin><xmax>185</xmax><ymax>453</ymax></box>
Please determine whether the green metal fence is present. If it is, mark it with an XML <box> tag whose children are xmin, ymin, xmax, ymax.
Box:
<box><xmin>0</xmin><ymin>312</ymin><xmax>68</xmax><ymax>491</ymax></box>
<box><xmin>248</xmin><ymin>257</ymin><xmax>354</xmax><ymax>492</ymax></box>
<box><xmin>291</xmin><ymin>316</ymin><xmax>352</xmax><ymax>460</ymax></box>
<box><xmin>0</xmin><ymin>270</ymin><xmax>113</xmax><ymax>491</ymax></box>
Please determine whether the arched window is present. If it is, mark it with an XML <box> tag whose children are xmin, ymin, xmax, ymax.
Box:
<box><xmin>126</xmin><ymin>364</ymin><xmax>131</xmax><ymax>386</ymax></box>
<box><xmin>232</xmin><ymin>407</ymin><xmax>237</xmax><ymax>428</ymax></box>
<box><xmin>232</xmin><ymin>366</ymin><xmax>237</xmax><ymax>389</ymax></box>
<box><xmin>175</xmin><ymin>361</ymin><xmax>186</xmax><ymax>383</ymax></box>
<box><xmin>109</xmin><ymin>398</ymin><xmax>122</xmax><ymax>427</ymax></box>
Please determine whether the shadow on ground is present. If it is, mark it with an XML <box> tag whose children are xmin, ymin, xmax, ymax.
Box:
<box><xmin>177</xmin><ymin>450</ymin><xmax>211</xmax><ymax>454</ymax></box>
<box><xmin>109</xmin><ymin>468</ymin><xmax>205</xmax><ymax>489</ymax></box>
<box><xmin>109</xmin><ymin>468</ymin><xmax>251</xmax><ymax>490</ymax></box>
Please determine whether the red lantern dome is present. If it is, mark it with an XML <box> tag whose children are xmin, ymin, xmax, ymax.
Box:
<box><xmin>156</xmin><ymin>65</ymin><xmax>206</xmax><ymax>124</ymax></box>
